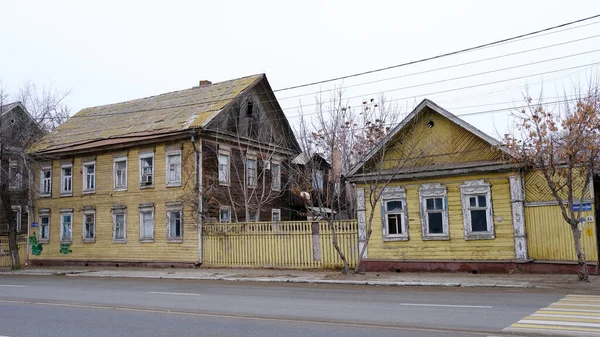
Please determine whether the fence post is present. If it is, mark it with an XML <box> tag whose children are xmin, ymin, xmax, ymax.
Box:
<box><xmin>311</xmin><ymin>222</ymin><xmax>321</xmax><ymax>261</ymax></box>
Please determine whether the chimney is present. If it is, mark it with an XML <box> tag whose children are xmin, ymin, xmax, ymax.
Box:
<box><xmin>198</xmin><ymin>80</ymin><xmax>212</xmax><ymax>87</ymax></box>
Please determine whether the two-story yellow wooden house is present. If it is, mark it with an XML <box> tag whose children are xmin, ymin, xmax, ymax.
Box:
<box><xmin>347</xmin><ymin>99</ymin><xmax>599</xmax><ymax>274</ymax></box>
<box><xmin>27</xmin><ymin>74</ymin><xmax>300</xmax><ymax>267</ymax></box>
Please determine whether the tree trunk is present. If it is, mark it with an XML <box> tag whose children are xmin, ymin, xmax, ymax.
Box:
<box><xmin>571</xmin><ymin>225</ymin><xmax>589</xmax><ymax>282</ymax></box>
<box><xmin>354</xmin><ymin>228</ymin><xmax>372</xmax><ymax>274</ymax></box>
<box><xmin>329</xmin><ymin>221</ymin><xmax>349</xmax><ymax>274</ymax></box>
<box><xmin>0</xmin><ymin>187</ymin><xmax>21</xmax><ymax>270</ymax></box>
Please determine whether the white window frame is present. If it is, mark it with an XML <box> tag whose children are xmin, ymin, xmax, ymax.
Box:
<box><xmin>112</xmin><ymin>206</ymin><xmax>127</xmax><ymax>243</ymax></box>
<box><xmin>83</xmin><ymin>161</ymin><xmax>96</xmax><ymax>194</ymax></box>
<box><xmin>38</xmin><ymin>209</ymin><xmax>50</xmax><ymax>243</ymax></box>
<box><xmin>60</xmin><ymin>209</ymin><xmax>73</xmax><ymax>243</ymax></box>
<box><xmin>40</xmin><ymin>166</ymin><xmax>52</xmax><ymax>197</ymax></box>
<box><xmin>60</xmin><ymin>163</ymin><xmax>73</xmax><ymax>196</ymax></box>
<box><xmin>219</xmin><ymin>206</ymin><xmax>231</xmax><ymax>223</ymax></box>
<box><xmin>218</xmin><ymin>148</ymin><xmax>230</xmax><ymax>186</ymax></box>
<box><xmin>139</xmin><ymin>204</ymin><xmax>155</xmax><ymax>242</ymax></box>
<box><xmin>8</xmin><ymin>160</ymin><xmax>21</xmax><ymax>190</ymax></box>
<box><xmin>166</xmin><ymin>150</ymin><xmax>182</xmax><ymax>187</ymax></box>
<box><xmin>246</xmin><ymin>152</ymin><xmax>257</xmax><ymax>188</ymax></box>
<box><xmin>419</xmin><ymin>184</ymin><xmax>449</xmax><ymax>240</ymax></box>
<box><xmin>82</xmin><ymin>208</ymin><xmax>96</xmax><ymax>242</ymax></box>
<box><xmin>381</xmin><ymin>187</ymin><xmax>408</xmax><ymax>241</ymax></box>
<box><xmin>139</xmin><ymin>152</ymin><xmax>154</xmax><ymax>188</ymax></box>
<box><xmin>247</xmin><ymin>209</ymin><xmax>258</xmax><ymax>222</ymax></box>
<box><xmin>312</xmin><ymin>169</ymin><xmax>324</xmax><ymax>190</ymax></box>
<box><xmin>11</xmin><ymin>205</ymin><xmax>21</xmax><ymax>232</ymax></box>
<box><xmin>271</xmin><ymin>161</ymin><xmax>281</xmax><ymax>191</ymax></box>
<box><xmin>460</xmin><ymin>180</ymin><xmax>495</xmax><ymax>240</ymax></box>
<box><xmin>167</xmin><ymin>205</ymin><xmax>183</xmax><ymax>242</ymax></box>
<box><xmin>271</xmin><ymin>208</ymin><xmax>281</xmax><ymax>222</ymax></box>
<box><xmin>113</xmin><ymin>157</ymin><xmax>128</xmax><ymax>191</ymax></box>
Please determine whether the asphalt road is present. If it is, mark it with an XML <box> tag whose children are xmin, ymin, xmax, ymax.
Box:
<box><xmin>0</xmin><ymin>275</ymin><xmax>578</xmax><ymax>336</ymax></box>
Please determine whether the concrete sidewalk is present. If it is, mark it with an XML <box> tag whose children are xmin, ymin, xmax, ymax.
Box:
<box><xmin>1</xmin><ymin>266</ymin><xmax>598</xmax><ymax>290</ymax></box>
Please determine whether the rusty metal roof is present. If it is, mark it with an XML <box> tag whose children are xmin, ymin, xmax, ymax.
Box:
<box><xmin>29</xmin><ymin>74</ymin><xmax>263</xmax><ymax>154</ymax></box>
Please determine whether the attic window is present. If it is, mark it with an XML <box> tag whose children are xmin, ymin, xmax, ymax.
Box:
<box><xmin>426</xmin><ymin>120</ymin><xmax>434</xmax><ymax>128</ymax></box>
<box><xmin>246</xmin><ymin>101</ymin><xmax>254</xmax><ymax>117</ymax></box>
<box><xmin>10</xmin><ymin>119</ymin><xmax>15</xmax><ymax>124</ymax></box>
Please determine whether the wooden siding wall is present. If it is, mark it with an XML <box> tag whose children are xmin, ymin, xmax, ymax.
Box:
<box><xmin>202</xmin><ymin>220</ymin><xmax>357</xmax><ymax>269</ymax></box>
<box><xmin>361</xmin><ymin>172</ymin><xmax>516</xmax><ymax>260</ymax></box>
<box><xmin>29</xmin><ymin>142</ymin><xmax>199</xmax><ymax>263</ymax></box>
<box><xmin>0</xmin><ymin>235</ymin><xmax>27</xmax><ymax>267</ymax></box>
<box><xmin>524</xmin><ymin>171</ymin><xmax>598</xmax><ymax>262</ymax></box>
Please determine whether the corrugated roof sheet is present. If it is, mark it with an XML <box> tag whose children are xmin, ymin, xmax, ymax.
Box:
<box><xmin>29</xmin><ymin>74</ymin><xmax>263</xmax><ymax>153</ymax></box>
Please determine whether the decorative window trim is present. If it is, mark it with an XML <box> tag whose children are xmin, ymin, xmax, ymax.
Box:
<box><xmin>139</xmin><ymin>203</ymin><xmax>155</xmax><ymax>242</ymax></box>
<box><xmin>38</xmin><ymin>208</ymin><xmax>51</xmax><ymax>243</ymax></box>
<box><xmin>380</xmin><ymin>187</ymin><xmax>408</xmax><ymax>241</ymax></box>
<box><xmin>11</xmin><ymin>205</ymin><xmax>21</xmax><ymax>232</ymax></box>
<box><xmin>113</xmin><ymin>157</ymin><xmax>128</xmax><ymax>191</ymax></box>
<box><xmin>419</xmin><ymin>183</ymin><xmax>449</xmax><ymax>240</ymax></box>
<box><xmin>139</xmin><ymin>152</ymin><xmax>155</xmax><ymax>189</ymax></box>
<box><xmin>60</xmin><ymin>163</ymin><xmax>73</xmax><ymax>196</ymax></box>
<box><xmin>165</xmin><ymin>149</ymin><xmax>182</xmax><ymax>187</ymax></box>
<box><xmin>82</xmin><ymin>161</ymin><xmax>96</xmax><ymax>194</ymax></box>
<box><xmin>271</xmin><ymin>208</ymin><xmax>281</xmax><ymax>222</ymax></box>
<box><xmin>40</xmin><ymin>165</ymin><xmax>52</xmax><ymax>197</ymax></box>
<box><xmin>312</xmin><ymin>169</ymin><xmax>324</xmax><ymax>190</ymax></box>
<box><xmin>218</xmin><ymin>148</ymin><xmax>231</xmax><ymax>186</ymax></box>
<box><xmin>271</xmin><ymin>160</ymin><xmax>281</xmax><ymax>191</ymax></box>
<box><xmin>166</xmin><ymin>203</ymin><xmax>183</xmax><ymax>242</ymax></box>
<box><xmin>8</xmin><ymin>160</ymin><xmax>21</xmax><ymax>190</ymax></box>
<box><xmin>82</xmin><ymin>207</ymin><xmax>96</xmax><ymax>243</ymax></box>
<box><xmin>59</xmin><ymin>209</ymin><xmax>74</xmax><ymax>243</ymax></box>
<box><xmin>245</xmin><ymin>152</ymin><xmax>257</xmax><ymax>188</ymax></box>
<box><xmin>219</xmin><ymin>206</ymin><xmax>231</xmax><ymax>223</ymax></box>
<box><xmin>460</xmin><ymin>180</ymin><xmax>495</xmax><ymax>240</ymax></box>
<box><xmin>112</xmin><ymin>205</ymin><xmax>127</xmax><ymax>243</ymax></box>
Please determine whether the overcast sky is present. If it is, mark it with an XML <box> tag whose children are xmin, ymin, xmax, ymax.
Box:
<box><xmin>1</xmin><ymin>0</ymin><xmax>598</xmax><ymax>139</ymax></box>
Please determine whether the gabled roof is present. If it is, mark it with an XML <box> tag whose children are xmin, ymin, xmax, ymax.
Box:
<box><xmin>29</xmin><ymin>74</ymin><xmax>265</xmax><ymax>154</ymax></box>
<box><xmin>0</xmin><ymin>101</ymin><xmax>37</xmax><ymax>124</ymax></box>
<box><xmin>292</xmin><ymin>152</ymin><xmax>330</xmax><ymax>166</ymax></box>
<box><xmin>347</xmin><ymin>99</ymin><xmax>507</xmax><ymax>177</ymax></box>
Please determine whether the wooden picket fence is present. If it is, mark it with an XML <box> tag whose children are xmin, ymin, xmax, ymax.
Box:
<box><xmin>202</xmin><ymin>220</ymin><xmax>358</xmax><ymax>269</ymax></box>
<box><xmin>0</xmin><ymin>235</ymin><xmax>27</xmax><ymax>268</ymax></box>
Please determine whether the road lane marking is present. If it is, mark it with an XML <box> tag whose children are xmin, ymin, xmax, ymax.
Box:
<box><xmin>397</xmin><ymin>303</ymin><xmax>492</xmax><ymax>309</ymax></box>
<box><xmin>0</xmin><ymin>298</ymin><xmax>502</xmax><ymax>336</ymax></box>
<box><xmin>543</xmin><ymin>307</ymin><xmax>600</xmax><ymax>313</ymax></box>
<box><xmin>510</xmin><ymin>323</ymin><xmax>600</xmax><ymax>333</ymax></box>
<box><xmin>148</xmin><ymin>291</ymin><xmax>202</xmax><ymax>296</ymax></box>
<box><xmin>533</xmin><ymin>313</ymin><xmax>600</xmax><ymax>320</ymax></box>
<box><xmin>519</xmin><ymin>319</ymin><xmax>600</xmax><ymax>328</ymax></box>
<box><xmin>0</xmin><ymin>285</ymin><xmax>26</xmax><ymax>288</ymax></box>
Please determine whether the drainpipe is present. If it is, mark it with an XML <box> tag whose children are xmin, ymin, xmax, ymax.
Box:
<box><xmin>189</xmin><ymin>131</ymin><xmax>203</xmax><ymax>265</ymax></box>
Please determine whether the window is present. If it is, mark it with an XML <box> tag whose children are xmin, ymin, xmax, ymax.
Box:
<box><xmin>39</xmin><ymin>210</ymin><xmax>50</xmax><ymax>242</ymax></box>
<box><xmin>8</xmin><ymin>161</ymin><xmax>21</xmax><ymax>190</ymax></box>
<box><xmin>271</xmin><ymin>161</ymin><xmax>281</xmax><ymax>191</ymax></box>
<box><xmin>83</xmin><ymin>208</ymin><xmax>95</xmax><ymax>242</ymax></box>
<box><xmin>60</xmin><ymin>210</ymin><xmax>73</xmax><ymax>242</ymax></box>
<box><xmin>381</xmin><ymin>187</ymin><xmax>408</xmax><ymax>241</ymax></box>
<box><xmin>271</xmin><ymin>209</ymin><xmax>281</xmax><ymax>222</ymax></box>
<box><xmin>246</xmin><ymin>101</ymin><xmax>254</xmax><ymax>117</ymax></box>
<box><xmin>460</xmin><ymin>180</ymin><xmax>495</xmax><ymax>240</ymax></box>
<box><xmin>247</xmin><ymin>209</ymin><xmax>258</xmax><ymax>222</ymax></box>
<box><xmin>11</xmin><ymin>206</ymin><xmax>21</xmax><ymax>232</ymax></box>
<box><xmin>246</xmin><ymin>154</ymin><xmax>257</xmax><ymax>187</ymax></box>
<box><xmin>40</xmin><ymin>167</ymin><xmax>52</xmax><ymax>197</ymax></box>
<box><xmin>114</xmin><ymin>157</ymin><xmax>128</xmax><ymax>190</ymax></box>
<box><xmin>112</xmin><ymin>206</ymin><xmax>127</xmax><ymax>243</ymax></box>
<box><xmin>219</xmin><ymin>206</ymin><xmax>231</xmax><ymax>223</ymax></box>
<box><xmin>140</xmin><ymin>153</ymin><xmax>154</xmax><ymax>187</ymax></box>
<box><xmin>83</xmin><ymin>162</ymin><xmax>96</xmax><ymax>193</ymax></box>
<box><xmin>218</xmin><ymin>151</ymin><xmax>230</xmax><ymax>185</ymax></box>
<box><xmin>419</xmin><ymin>184</ymin><xmax>449</xmax><ymax>240</ymax></box>
<box><xmin>61</xmin><ymin>164</ymin><xmax>72</xmax><ymax>196</ymax></box>
<box><xmin>312</xmin><ymin>169</ymin><xmax>324</xmax><ymax>190</ymax></box>
<box><xmin>139</xmin><ymin>204</ymin><xmax>154</xmax><ymax>242</ymax></box>
<box><xmin>166</xmin><ymin>151</ymin><xmax>182</xmax><ymax>186</ymax></box>
<box><xmin>167</xmin><ymin>206</ymin><xmax>183</xmax><ymax>241</ymax></box>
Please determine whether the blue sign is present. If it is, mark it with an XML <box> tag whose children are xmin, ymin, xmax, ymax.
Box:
<box><xmin>31</xmin><ymin>222</ymin><xmax>38</xmax><ymax>228</ymax></box>
<box><xmin>573</xmin><ymin>203</ymin><xmax>593</xmax><ymax>211</ymax></box>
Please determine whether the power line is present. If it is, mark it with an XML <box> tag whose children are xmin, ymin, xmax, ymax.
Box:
<box><xmin>272</xmin><ymin>14</ymin><xmax>600</xmax><ymax>92</ymax></box>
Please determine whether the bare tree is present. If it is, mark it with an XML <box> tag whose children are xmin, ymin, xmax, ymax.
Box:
<box><xmin>0</xmin><ymin>82</ymin><xmax>70</xmax><ymax>269</ymax></box>
<box><xmin>505</xmin><ymin>83</ymin><xmax>600</xmax><ymax>281</ymax></box>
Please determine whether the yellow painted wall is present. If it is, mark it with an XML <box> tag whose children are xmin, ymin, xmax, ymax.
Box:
<box><xmin>525</xmin><ymin>170</ymin><xmax>591</xmax><ymax>203</ymax></box>
<box><xmin>360</xmin><ymin>172</ymin><xmax>516</xmax><ymax>260</ymax></box>
<box><xmin>380</xmin><ymin>108</ymin><xmax>505</xmax><ymax>170</ymax></box>
<box><xmin>29</xmin><ymin>142</ymin><xmax>199</xmax><ymax>263</ymax></box>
